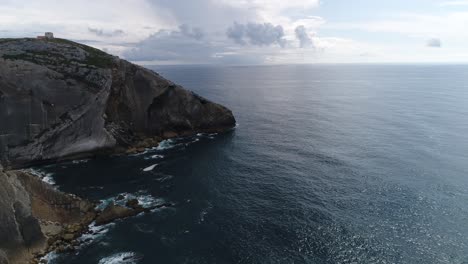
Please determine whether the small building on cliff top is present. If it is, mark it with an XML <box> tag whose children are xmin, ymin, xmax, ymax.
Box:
<box><xmin>37</xmin><ymin>32</ymin><xmax>54</xmax><ymax>40</ymax></box>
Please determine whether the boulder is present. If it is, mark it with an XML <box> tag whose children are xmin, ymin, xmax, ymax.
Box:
<box><xmin>95</xmin><ymin>203</ymin><xmax>136</xmax><ymax>226</ymax></box>
<box><xmin>125</xmin><ymin>199</ymin><xmax>142</xmax><ymax>210</ymax></box>
<box><xmin>62</xmin><ymin>234</ymin><xmax>74</xmax><ymax>242</ymax></box>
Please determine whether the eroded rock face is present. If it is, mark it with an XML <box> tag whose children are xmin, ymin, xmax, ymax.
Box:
<box><xmin>0</xmin><ymin>167</ymin><xmax>94</xmax><ymax>264</ymax></box>
<box><xmin>0</xmin><ymin>169</ymin><xmax>44</xmax><ymax>255</ymax></box>
<box><xmin>0</xmin><ymin>38</ymin><xmax>235</xmax><ymax>167</ymax></box>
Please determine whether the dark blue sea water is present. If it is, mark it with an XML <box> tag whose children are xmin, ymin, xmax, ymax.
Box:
<box><xmin>38</xmin><ymin>64</ymin><xmax>468</xmax><ymax>264</ymax></box>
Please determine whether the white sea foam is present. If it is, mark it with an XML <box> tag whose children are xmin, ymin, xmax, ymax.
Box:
<box><xmin>42</xmin><ymin>174</ymin><xmax>56</xmax><ymax>185</ymax></box>
<box><xmin>24</xmin><ymin>168</ymin><xmax>56</xmax><ymax>186</ymax></box>
<box><xmin>156</xmin><ymin>139</ymin><xmax>176</xmax><ymax>150</ymax></box>
<box><xmin>40</xmin><ymin>222</ymin><xmax>115</xmax><ymax>263</ymax></box>
<box><xmin>144</xmin><ymin>154</ymin><xmax>164</xmax><ymax>160</ymax></box>
<box><xmin>40</xmin><ymin>251</ymin><xmax>59</xmax><ymax>264</ymax></box>
<box><xmin>98</xmin><ymin>252</ymin><xmax>142</xmax><ymax>264</ymax></box>
<box><xmin>136</xmin><ymin>193</ymin><xmax>164</xmax><ymax>208</ymax></box>
<box><xmin>143</xmin><ymin>164</ymin><xmax>158</xmax><ymax>172</ymax></box>
<box><xmin>72</xmin><ymin>159</ymin><xmax>90</xmax><ymax>164</ymax></box>
<box><xmin>79</xmin><ymin>222</ymin><xmax>115</xmax><ymax>245</ymax></box>
<box><xmin>97</xmin><ymin>191</ymin><xmax>164</xmax><ymax>210</ymax></box>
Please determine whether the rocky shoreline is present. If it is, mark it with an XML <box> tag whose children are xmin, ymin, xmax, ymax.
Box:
<box><xmin>32</xmin><ymin>194</ymin><xmax>174</xmax><ymax>264</ymax></box>
<box><xmin>0</xmin><ymin>162</ymin><xmax>176</xmax><ymax>264</ymax></box>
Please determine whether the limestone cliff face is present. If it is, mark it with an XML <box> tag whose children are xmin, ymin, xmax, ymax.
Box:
<box><xmin>0</xmin><ymin>38</ymin><xmax>235</xmax><ymax>167</ymax></box>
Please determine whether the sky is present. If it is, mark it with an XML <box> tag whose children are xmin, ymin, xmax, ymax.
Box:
<box><xmin>0</xmin><ymin>0</ymin><xmax>468</xmax><ymax>65</ymax></box>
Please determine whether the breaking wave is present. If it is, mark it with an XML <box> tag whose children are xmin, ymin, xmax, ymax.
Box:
<box><xmin>23</xmin><ymin>168</ymin><xmax>56</xmax><ymax>186</ymax></box>
<box><xmin>98</xmin><ymin>252</ymin><xmax>143</xmax><ymax>264</ymax></box>
<box><xmin>96</xmin><ymin>191</ymin><xmax>165</xmax><ymax>211</ymax></box>
<box><xmin>142</xmin><ymin>164</ymin><xmax>158</xmax><ymax>172</ymax></box>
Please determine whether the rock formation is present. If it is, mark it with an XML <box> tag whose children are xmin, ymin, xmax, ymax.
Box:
<box><xmin>0</xmin><ymin>38</ymin><xmax>236</xmax><ymax>263</ymax></box>
<box><xmin>0</xmin><ymin>165</ymin><xmax>95</xmax><ymax>263</ymax></box>
<box><xmin>0</xmin><ymin>38</ymin><xmax>235</xmax><ymax>167</ymax></box>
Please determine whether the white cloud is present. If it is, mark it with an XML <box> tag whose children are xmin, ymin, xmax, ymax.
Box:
<box><xmin>88</xmin><ymin>28</ymin><xmax>125</xmax><ymax>38</ymax></box>
<box><xmin>226</xmin><ymin>22</ymin><xmax>287</xmax><ymax>47</ymax></box>
<box><xmin>0</xmin><ymin>0</ymin><xmax>466</xmax><ymax>64</ymax></box>
<box><xmin>0</xmin><ymin>0</ymin><xmax>174</xmax><ymax>42</ymax></box>
<box><xmin>295</xmin><ymin>26</ymin><xmax>314</xmax><ymax>48</ymax></box>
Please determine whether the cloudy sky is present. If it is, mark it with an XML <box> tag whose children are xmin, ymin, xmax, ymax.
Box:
<box><xmin>1</xmin><ymin>0</ymin><xmax>468</xmax><ymax>64</ymax></box>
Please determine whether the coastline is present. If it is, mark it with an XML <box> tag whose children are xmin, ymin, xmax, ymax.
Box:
<box><xmin>2</xmin><ymin>148</ymin><xmax>152</xmax><ymax>264</ymax></box>
<box><xmin>0</xmin><ymin>38</ymin><xmax>236</xmax><ymax>264</ymax></box>
<box><xmin>1</xmin><ymin>137</ymin><xmax>191</xmax><ymax>264</ymax></box>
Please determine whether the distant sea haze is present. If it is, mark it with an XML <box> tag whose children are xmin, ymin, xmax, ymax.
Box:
<box><xmin>39</xmin><ymin>64</ymin><xmax>468</xmax><ymax>264</ymax></box>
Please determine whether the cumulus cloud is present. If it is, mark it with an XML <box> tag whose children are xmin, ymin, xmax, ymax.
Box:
<box><xmin>295</xmin><ymin>25</ymin><xmax>313</xmax><ymax>48</ymax></box>
<box><xmin>123</xmin><ymin>25</ymin><xmax>230</xmax><ymax>64</ymax></box>
<box><xmin>0</xmin><ymin>0</ymin><xmax>325</xmax><ymax>64</ymax></box>
<box><xmin>226</xmin><ymin>23</ymin><xmax>247</xmax><ymax>45</ymax></box>
<box><xmin>227</xmin><ymin>22</ymin><xmax>286</xmax><ymax>47</ymax></box>
<box><xmin>88</xmin><ymin>28</ymin><xmax>125</xmax><ymax>37</ymax></box>
<box><xmin>426</xmin><ymin>38</ymin><xmax>442</xmax><ymax>47</ymax></box>
<box><xmin>178</xmin><ymin>24</ymin><xmax>204</xmax><ymax>40</ymax></box>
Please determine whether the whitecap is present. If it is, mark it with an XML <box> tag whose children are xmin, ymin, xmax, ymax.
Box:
<box><xmin>143</xmin><ymin>164</ymin><xmax>158</xmax><ymax>172</ymax></box>
<box><xmin>136</xmin><ymin>193</ymin><xmax>164</xmax><ymax>208</ymax></box>
<box><xmin>98</xmin><ymin>252</ymin><xmax>143</xmax><ymax>264</ymax></box>
<box><xmin>144</xmin><ymin>154</ymin><xmax>164</xmax><ymax>160</ymax></box>
<box><xmin>79</xmin><ymin>222</ymin><xmax>115</xmax><ymax>245</ymax></box>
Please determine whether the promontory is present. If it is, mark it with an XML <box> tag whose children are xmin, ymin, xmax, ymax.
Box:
<box><xmin>0</xmin><ymin>38</ymin><xmax>235</xmax><ymax>264</ymax></box>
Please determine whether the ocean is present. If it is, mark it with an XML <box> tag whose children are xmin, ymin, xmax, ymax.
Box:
<box><xmin>36</xmin><ymin>64</ymin><xmax>468</xmax><ymax>263</ymax></box>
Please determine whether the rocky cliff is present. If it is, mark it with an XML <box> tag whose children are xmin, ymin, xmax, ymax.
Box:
<box><xmin>0</xmin><ymin>38</ymin><xmax>235</xmax><ymax>167</ymax></box>
<box><xmin>0</xmin><ymin>38</ymin><xmax>236</xmax><ymax>263</ymax></box>
<box><xmin>0</xmin><ymin>165</ymin><xmax>95</xmax><ymax>264</ymax></box>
